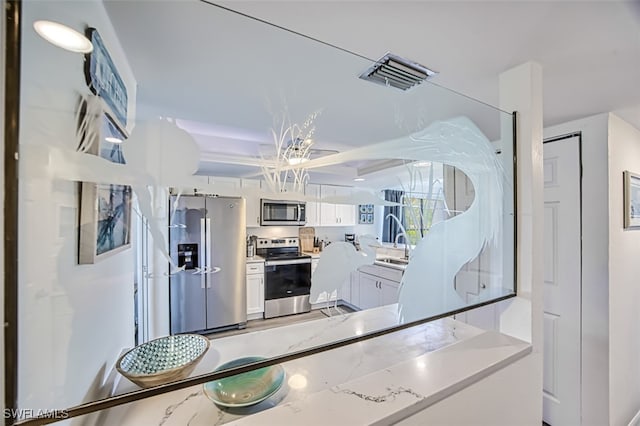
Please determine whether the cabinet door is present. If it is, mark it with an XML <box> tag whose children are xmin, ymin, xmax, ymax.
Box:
<box><xmin>320</xmin><ymin>186</ymin><xmax>338</xmax><ymax>226</ymax></box>
<box><xmin>305</xmin><ymin>184</ymin><xmax>321</xmax><ymax>227</ymax></box>
<box><xmin>334</xmin><ymin>186</ymin><xmax>355</xmax><ymax>226</ymax></box>
<box><xmin>339</xmin><ymin>274</ymin><xmax>351</xmax><ymax>303</ymax></box>
<box><xmin>380</xmin><ymin>278</ymin><xmax>400</xmax><ymax>306</ymax></box>
<box><xmin>358</xmin><ymin>272</ymin><xmax>380</xmax><ymax>310</ymax></box>
<box><xmin>209</xmin><ymin>176</ymin><xmax>241</xmax><ymax>196</ymax></box>
<box><xmin>241</xmin><ymin>179</ymin><xmax>261</xmax><ymax>227</ymax></box>
<box><xmin>349</xmin><ymin>271</ymin><xmax>360</xmax><ymax>307</ymax></box>
<box><xmin>311</xmin><ymin>258</ymin><xmax>319</xmax><ymax>276</ymax></box>
<box><xmin>246</xmin><ymin>274</ymin><xmax>264</xmax><ymax>315</ymax></box>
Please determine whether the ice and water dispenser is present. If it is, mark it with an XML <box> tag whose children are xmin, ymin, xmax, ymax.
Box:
<box><xmin>177</xmin><ymin>243</ymin><xmax>199</xmax><ymax>270</ymax></box>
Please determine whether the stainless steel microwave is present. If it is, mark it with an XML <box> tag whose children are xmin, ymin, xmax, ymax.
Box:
<box><xmin>260</xmin><ymin>199</ymin><xmax>306</xmax><ymax>226</ymax></box>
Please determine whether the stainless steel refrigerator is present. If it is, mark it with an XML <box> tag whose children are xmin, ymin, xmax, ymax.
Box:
<box><xmin>169</xmin><ymin>195</ymin><xmax>246</xmax><ymax>334</ymax></box>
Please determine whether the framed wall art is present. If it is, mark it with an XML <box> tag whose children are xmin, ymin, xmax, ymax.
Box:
<box><xmin>624</xmin><ymin>170</ymin><xmax>640</xmax><ymax>229</ymax></box>
<box><xmin>78</xmin><ymin>111</ymin><xmax>132</xmax><ymax>264</ymax></box>
<box><xmin>358</xmin><ymin>204</ymin><xmax>374</xmax><ymax>224</ymax></box>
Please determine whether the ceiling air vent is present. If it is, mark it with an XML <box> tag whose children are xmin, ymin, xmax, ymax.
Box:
<box><xmin>359</xmin><ymin>52</ymin><xmax>437</xmax><ymax>91</ymax></box>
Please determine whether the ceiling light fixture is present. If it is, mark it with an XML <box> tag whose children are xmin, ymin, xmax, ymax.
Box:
<box><xmin>283</xmin><ymin>137</ymin><xmax>313</xmax><ymax>166</ymax></box>
<box><xmin>33</xmin><ymin>20</ymin><xmax>93</xmax><ymax>53</ymax></box>
<box><xmin>105</xmin><ymin>136</ymin><xmax>123</xmax><ymax>144</ymax></box>
<box><xmin>287</xmin><ymin>157</ymin><xmax>309</xmax><ymax>166</ymax></box>
<box><xmin>359</xmin><ymin>52</ymin><xmax>437</xmax><ymax>91</ymax></box>
<box><xmin>354</xmin><ymin>178</ymin><xmax>365</xmax><ymax>182</ymax></box>
<box><xmin>413</xmin><ymin>161</ymin><xmax>431</xmax><ymax>168</ymax></box>
<box><xmin>266</xmin><ymin>110</ymin><xmax>321</xmax><ymax>194</ymax></box>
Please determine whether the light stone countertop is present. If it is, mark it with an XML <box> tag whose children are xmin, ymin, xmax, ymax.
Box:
<box><xmin>101</xmin><ymin>305</ymin><xmax>530</xmax><ymax>426</ymax></box>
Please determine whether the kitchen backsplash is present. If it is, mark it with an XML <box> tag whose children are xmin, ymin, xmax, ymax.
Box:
<box><xmin>246</xmin><ymin>224</ymin><xmax>378</xmax><ymax>244</ymax></box>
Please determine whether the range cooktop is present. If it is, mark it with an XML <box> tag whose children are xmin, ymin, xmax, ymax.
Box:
<box><xmin>265</xmin><ymin>251</ymin><xmax>311</xmax><ymax>261</ymax></box>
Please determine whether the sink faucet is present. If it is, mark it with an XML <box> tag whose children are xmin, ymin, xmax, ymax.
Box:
<box><xmin>394</xmin><ymin>232</ymin><xmax>410</xmax><ymax>259</ymax></box>
<box><xmin>386</xmin><ymin>213</ymin><xmax>410</xmax><ymax>260</ymax></box>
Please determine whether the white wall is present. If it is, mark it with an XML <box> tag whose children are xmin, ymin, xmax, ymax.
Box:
<box><xmin>543</xmin><ymin>113</ymin><xmax>640</xmax><ymax>425</ymax></box>
<box><xmin>396</xmin><ymin>356</ymin><xmax>540</xmax><ymax>426</ymax></box>
<box><xmin>544</xmin><ymin>113</ymin><xmax>610</xmax><ymax>425</ymax></box>
<box><xmin>19</xmin><ymin>0</ymin><xmax>137</xmax><ymax>411</ymax></box>
<box><xmin>607</xmin><ymin>114</ymin><xmax>640</xmax><ymax>425</ymax></box>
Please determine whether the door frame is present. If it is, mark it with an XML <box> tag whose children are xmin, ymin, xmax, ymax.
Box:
<box><xmin>542</xmin><ymin>131</ymin><xmax>584</xmax><ymax>424</ymax></box>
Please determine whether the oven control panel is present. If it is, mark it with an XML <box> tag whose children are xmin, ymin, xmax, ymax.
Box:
<box><xmin>256</xmin><ymin>237</ymin><xmax>299</xmax><ymax>249</ymax></box>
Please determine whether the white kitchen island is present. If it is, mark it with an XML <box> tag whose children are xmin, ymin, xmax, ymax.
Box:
<box><xmin>100</xmin><ymin>305</ymin><xmax>530</xmax><ymax>425</ymax></box>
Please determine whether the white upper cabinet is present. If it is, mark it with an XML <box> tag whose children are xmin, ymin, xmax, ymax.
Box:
<box><xmin>241</xmin><ymin>179</ymin><xmax>262</xmax><ymax>227</ymax></box>
<box><xmin>334</xmin><ymin>186</ymin><xmax>356</xmax><ymax>226</ymax></box>
<box><xmin>320</xmin><ymin>185</ymin><xmax>355</xmax><ymax>226</ymax></box>
<box><xmin>320</xmin><ymin>185</ymin><xmax>339</xmax><ymax>226</ymax></box>
<box><xmin>305</xmin><ymin>184</ymin><xmax>322</xmax><ymax>227</ymax></box>
<box><xmin>208</xmin><ymin>176</ymin><xmax>241</xmax><ymax>196</ymax></box>
<box><xmin>218</xmin><ymin>179</ymin><xmax>356</xmax><ymax>228</ymax></box>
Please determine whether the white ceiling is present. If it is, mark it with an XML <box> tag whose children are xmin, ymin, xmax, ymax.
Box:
<box><xmin>217</xmin><ymin>0</ymin><xmax>640</xmax><ymax>128</ymax></box>
<box><xmin>104</xmin><ymin>0</ymin><xmax>640</xmax><ymax>184</ymax></box>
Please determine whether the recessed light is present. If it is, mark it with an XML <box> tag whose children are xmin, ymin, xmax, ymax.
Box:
<box><xmin>413</xmin><ymin>161</ymin><xmax>431</xmax><ymax>168</ymax></box>
<box><xmin>354</xmin><ymin>178</ymin><xmax>365</xmax><ymax>182</ymax></box>
<box><xmin>33</xmin><ymin>20</ymin><xmax>93</xmax><ymax>53</ymax></box>
<box><xmin>105</xmin><ymin>137</ymin><xmax>123</xmax><ymax>144</ymax></box>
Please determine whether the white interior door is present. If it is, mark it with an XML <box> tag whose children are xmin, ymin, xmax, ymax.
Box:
<box><xmin>543</xmin><ymin>135</ymin><xmax>582</xmax><ymax>425</ymax></box>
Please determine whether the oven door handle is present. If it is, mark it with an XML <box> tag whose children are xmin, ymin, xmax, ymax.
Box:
<box><xmin>265</xmin><ymin>258</ymin><xmax>312</xmax><ymax>266</ymax></box>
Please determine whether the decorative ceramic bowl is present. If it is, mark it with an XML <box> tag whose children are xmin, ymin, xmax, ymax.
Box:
<box><xmin>116</xmin><ymin>334</ymin><xmax>210</xmax><ymax>388</ymax></box>
<box><xmin>203</xmin><ymin>356</ymin><xmax>285</xmax><ymax>407</ymax></box>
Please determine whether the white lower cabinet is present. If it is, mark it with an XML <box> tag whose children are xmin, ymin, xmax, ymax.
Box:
<box><xmin>358</xmin><ymin>273</ymin><xmax>380</xmax><ymax>310</ymax></box>
<box><xmin>246</xmin><ymin>262</ymin><xmax>264</xmax><ymax>318</ymax></box>
<box><xmin>354</xmin><ymin>266</ymin><xmax>402</xmax><ymax>310</ymax></box>
<box><xmin>380</xmin><ymin>278</ymin><xmax>400</xmax><ymax>306</ymax></box>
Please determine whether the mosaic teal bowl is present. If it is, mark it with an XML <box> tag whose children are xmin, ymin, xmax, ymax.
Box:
<box><xmin>203</xmin><ymin>357</ymin><xmax>285</xmax><ymax>407</ymax></box>
<box><xmin>116</xmin><ymin>334</ymin><xmax>210</xmax><ymax>388</ymax></box>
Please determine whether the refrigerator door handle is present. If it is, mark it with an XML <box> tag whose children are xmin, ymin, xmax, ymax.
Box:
<box><xmin>205</xmin><ymin>218</ymin><xmax>212</xmax><ymax>288</ymax></box>
<box><xmin>200</xmin><ymin>218</ymin><xmax>206</xmax><ymax>290</ymax></box>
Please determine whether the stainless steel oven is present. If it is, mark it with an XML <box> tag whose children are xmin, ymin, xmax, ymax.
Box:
<box><xmin>256</xmin><ymin>238</ymin><xmax>312</xmax><ymax>318</ymax></box>
<box><xmin>260</xmin><ymin>199</ymin><xmax>306</xmax><ymax>226</ymax></box>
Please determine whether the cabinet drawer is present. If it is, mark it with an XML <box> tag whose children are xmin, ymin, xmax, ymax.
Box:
<box><xmin>358</xmin><ymin>264</ymin><xmax>403</xmax><ymax>282</ymax></box>
<box><xmin>245</xmin><ymin>263</ymin><xmax>264</xmax><ymax>274</ymax></box>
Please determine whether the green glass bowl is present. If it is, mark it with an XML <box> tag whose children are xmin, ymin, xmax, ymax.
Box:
<box><xmin>203</xmin><ymin>356</ymin><xmax>285</xmax><ymax>407</ymax></box>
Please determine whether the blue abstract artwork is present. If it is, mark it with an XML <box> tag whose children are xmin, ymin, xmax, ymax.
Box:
<box><xmin>95</xmin><ymin>114</ymin><xmax>131</xmax><ymax>256</ymax></box>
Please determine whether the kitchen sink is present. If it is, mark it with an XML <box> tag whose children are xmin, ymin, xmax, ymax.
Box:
<box><xmin>376</xmin><ymin>257</ymin><xmax>409</xmax><ymax>266</ymax></box>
